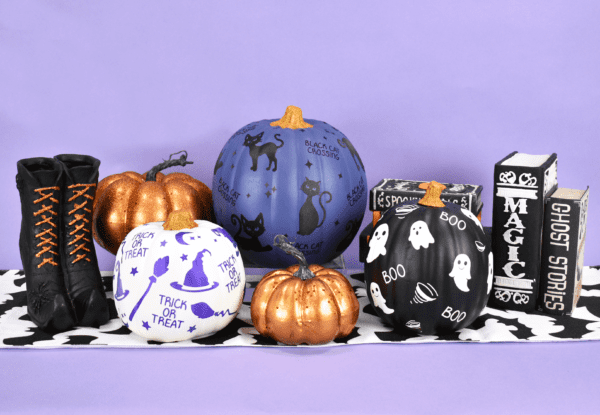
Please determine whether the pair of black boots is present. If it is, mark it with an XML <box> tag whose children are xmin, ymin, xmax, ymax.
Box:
<box><xmin>16</xmin><ymin>154</ymin><xmax>109</xmax><ymax>332</ymax></box>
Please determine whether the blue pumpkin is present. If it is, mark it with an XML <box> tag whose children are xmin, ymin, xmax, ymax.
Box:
<box><xmin>212</xmin><ymin>106</ymin><xmax>367</xmax><ymax>268</ymax></box>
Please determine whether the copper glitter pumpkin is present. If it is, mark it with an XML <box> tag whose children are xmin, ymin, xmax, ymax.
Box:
<box><xmin>92</xmin><ymin>152</ymin><xmax>213</xmax><ymax>255</ymax></box>
<box><xmin>251</xmin><ymin>236</ymin><xmax>359</xmax><ymax>345</ymax></box>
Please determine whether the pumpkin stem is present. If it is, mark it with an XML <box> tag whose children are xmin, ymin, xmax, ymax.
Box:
<box><xmin>163</xmin><ymin>210</ymin><xmax>199</xmax><ymax>231</ymax></box>
<box><xmin>270</xmin><ymin>106</ymin><xmax>314</xmax><ymax>130</ymax></box>
<box><xmin>273</xmin><ymin>235</ymin><xmax>315</xmax><ymax>280</ymax></box>
<box><xmin>418</xmin><ymin>181</ymin><xmax>447</xmax><ymax>208</ymax></box>
<box><xmin>146</xmin><ymin>151</ymin><xmax>194</xmax><ymax>182</ymax></box>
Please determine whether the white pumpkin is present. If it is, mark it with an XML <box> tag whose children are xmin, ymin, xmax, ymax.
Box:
<box><xmin>113</xmin><ymin>211</ymin><xmax>245</xmax><ymax>342</ymax></box>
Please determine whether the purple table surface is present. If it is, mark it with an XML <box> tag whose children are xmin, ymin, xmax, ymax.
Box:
<box><xmin>2</xmin><ymin>342</ymin><xmax>600</xmax><ymax>414</ymax></box>
<box><xmin>2</xmin><ymin>1</ymin><xmax>600</xmax><ymax>414</ymax></box>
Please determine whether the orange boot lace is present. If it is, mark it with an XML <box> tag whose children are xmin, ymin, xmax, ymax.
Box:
<box><xmin>67</xmin><ymin>183</ymin><xmax>96</xmax><ymax>264</ymax></box>
<box><xmin>33</xmin><ymin>186</ymin><xmax>60</xmax><ymax>268</ymax></box>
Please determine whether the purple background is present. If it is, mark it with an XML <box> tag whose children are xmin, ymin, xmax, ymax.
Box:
<box><xmin>1</xmin><ymin>1</ymin><xmax>600</xmax><ymax>414</ymax></box>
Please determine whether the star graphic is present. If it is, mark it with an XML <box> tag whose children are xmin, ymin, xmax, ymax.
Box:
<box><xmin>130</xmin><ymin>267</ymin><xmax>138</xmax><ymax>276</ymax></box>
<box><xmin>265</xmin><ymin>191</ymin><xmax>272</xmax><ymax>198</ymax></box>
<box><xmin>339</xmin><ymin>173</ymin><xmax>343</xmax><ymax>179</ymax></box>
<box><xmin>142</xmin><ymin>321</ymin><xmax>151</xmax><ymax>330</ymax></box>
<box><xmin>305</xmin><ymin>160</ymin><xmax>313</xmax><ymax>169</ymax></box>
<box><xmin>335</xmin><ymin>220</ymin><xmax>340</xmax><ymax>226</ymax></box>
<box><xmin>272</xmin><ymin>186</ymin><xmax>277</xmax><ymax>192</ymax></box>
<box><xmin>246</xmin><ymin>193</ymin><xmax>251</xmax><ymax>198</ymax></box>
<box><xmin>181</xmin><ymin>254</ymin><xmax>188</xmax><ymax>261</ymax></box>
<box><xmin>265</xmin><ymin>182</ymin><xmax>269</xmax><ymax>188</ymax></box>
<box><xmin>160</xmin><ymin>240</ymin><xmax>167</xmax><ymax>247</ymax></box>
<box><xmin>188</xmin><ymin>325</ymin><xmax>197</xmax><ymax>333</ymax></box>
<box><xmin>232</xmin><ymin>151</ymin><xmax>236</xmax><ymax>156</ymax></box>
<box><xmin>231</xmin><ymin>164</ymin><xmax>235</xmax><ymax>169</ymax></box>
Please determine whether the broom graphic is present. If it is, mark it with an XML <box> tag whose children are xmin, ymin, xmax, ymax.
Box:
<box><xmin>130</xmin><ymin>256</ymin><xmax>170</xmax><ymax>321</ymax></box>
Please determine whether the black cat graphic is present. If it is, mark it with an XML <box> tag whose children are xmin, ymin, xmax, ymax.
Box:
<box><xmin>335</xmin><ymin>218</ymin><xmax>362</xmax><ymax>254</ymax></box>
<box><xmin>214</xmin><ymin>149</ymin><xmax>225</xmax><ymax>175</ymax></box>
<box><xmin>298</xmin><ymin>178</ymin><xmax>332</xmax><ymax>236</ymax></box>
<box><xmin>243</xmin><ymin>132</ymin><xmax>284</xmax><ymax>172</ymax></box>
<box><xmin>338</xmin><ymin>137</ymin><xmax>364</xmax><ymax>171</ymax></box>
<box><xmin>231</xmin><ymin>212</ymin><xmax>272</xmax><ymax>252</ymax></box>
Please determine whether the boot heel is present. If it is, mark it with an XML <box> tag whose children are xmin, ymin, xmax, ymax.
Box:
<box><xmin>78</xmin><ymin>288</ymin><xmax>110</xmax><ymax>327</ymax></box>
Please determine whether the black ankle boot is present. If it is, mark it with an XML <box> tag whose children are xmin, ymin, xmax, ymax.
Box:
<box><xmin>16</xmin><ymin>158</ymin><xmax>76</xmax><ymax>332</ymax></box>
<box><xmin>55</xmin><ymin>154</ymin><xmax>109</xmax><ymax>328</ymax></box>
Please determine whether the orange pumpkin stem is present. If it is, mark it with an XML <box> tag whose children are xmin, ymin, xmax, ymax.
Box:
<box><xmin>270</xmin><ymin>106</ymin><xmax>314</xmax><ymax>130</ymax></box>
<box><xmin>163</xmin><ymin>210</ymin><xmax>199</xmax><ymax>231</ymax></box>
<box><xmin>418</xmin><ymin>181</ymin><xmax>447</xmax><ymax>208</ymax></box>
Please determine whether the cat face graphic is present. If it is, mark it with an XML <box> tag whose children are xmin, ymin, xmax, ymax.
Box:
<box><xmin>241</xmin><ymin>213</ymin><xmax>265</xmax><ymax>237</ymax></box>
<box><xmin>301</xmin><ymin>177</ymin><xmax>321</xmax><ymax>195</ymax></box>
<box><xmin>243</xmin><ymin>132</ymin><xmax>264</xmax><ymax>147</ymax></box>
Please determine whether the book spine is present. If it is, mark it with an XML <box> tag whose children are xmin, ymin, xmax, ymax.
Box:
<box><xmin>538</xmin><ymin>198</ymin><xmax>580</xmax><ymax>315</ymax></box>
<box><xmin>490</xmin><ymin>165</ymin><xmax>547</xmax><ymax>312</ymax></box>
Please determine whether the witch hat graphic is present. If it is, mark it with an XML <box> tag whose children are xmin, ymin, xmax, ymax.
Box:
<box><xmin>114</xmin><ymin>261</ymin><xmax>129</xmax><ymax>301</ymax></box>
<box><xmin>171</xmin><ymin>249</ymin><xmax>219</xmax><ymax>293</ymax></box>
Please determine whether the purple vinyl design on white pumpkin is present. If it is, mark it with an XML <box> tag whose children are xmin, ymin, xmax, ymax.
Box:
<box><xmin>129</xmin><ymin>256</ymin><xmax>170</xmax><ymax>321</ymax></box>
<box><xmin>113</xmin><ymin>260</ymin><xmax>129</xmax><ymax>301</ymax></box>
<box><xmin>170</xmin><ymin>250</ymin><xmax>219</xmax><ymax>293</ymax></box>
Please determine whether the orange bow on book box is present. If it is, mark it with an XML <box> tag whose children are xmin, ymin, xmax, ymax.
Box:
<box><xmin>92</xmin><ymin>151</ymin><xmax>214</xmax><ymax>255</ymax></box>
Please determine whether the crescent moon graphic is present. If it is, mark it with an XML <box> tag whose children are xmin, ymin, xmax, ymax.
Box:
<box><xmin>175</xmin><ymin>231</ymin><xmax>192</xmax><ymax>246</ymax></box>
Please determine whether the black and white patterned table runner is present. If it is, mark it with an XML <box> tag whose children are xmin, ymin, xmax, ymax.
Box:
<box><xmin>2</xmin><ymin>267</ymin><xmax>600</xmax><ymax>347</ymax></box>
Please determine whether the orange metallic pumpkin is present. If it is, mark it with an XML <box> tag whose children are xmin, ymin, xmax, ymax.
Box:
<box><xmin>251</xmin><ymin>236</ymin><xmax>359</xmax><ymax>345</ymax></box>
<box><xmin>92</xmin><ymin>152</ymin><xmax>213</xmax><ymax>255</ymax></box>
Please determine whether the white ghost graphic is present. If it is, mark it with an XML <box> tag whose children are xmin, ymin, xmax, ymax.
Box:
<box><xmin>408</xmin><ymin>220</ymin><xmax>434</xmax><ymax>250</ymax></box>
<box><xmin>370</xmin><ymin>282</ymin><xmax>395</xmax><ymax>314</ymax></box>
<box><xmin>461</xmin><ymin>207</ymin><xmax>483</xmax><ymax>232</ymax></box>
<box><xmin>487</xmin><ymin>251</ymin><xmax>494</xmax><ymax>294</ymax></box>
<box><xmin>367</xmin><ymin>223</ymin><xmax>389</xmax><ymax>263</ymax></box>
<box><xmin>449</xmin><ymin>254</ymin><xmax>472</xmax><ymax>292</ymax></box>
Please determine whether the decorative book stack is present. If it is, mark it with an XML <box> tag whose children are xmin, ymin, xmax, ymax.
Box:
<box><xmin>359</xmin><ymin>179</ymin><xmax>483</xmax><ymax>263</ymax></box>
<box><xmin>538</xmin><ymin>187</ymin><xmax>590</xmax><ymax>315</ymax></box>
<box><xmin>490</xmin><ymin>152</ymin><xmax>558</xmax><ymax>312</ymax></box>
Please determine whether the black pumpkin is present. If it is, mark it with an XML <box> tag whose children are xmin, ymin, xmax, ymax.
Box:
<box><xmin>364</xmin><ymin>181</ymin><xmax>493</xmax><ymax>335</ymax></box>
